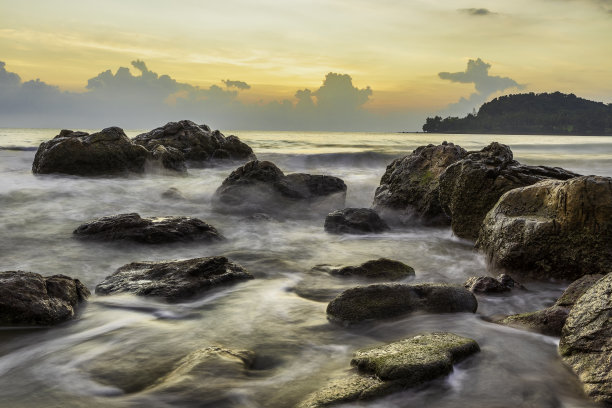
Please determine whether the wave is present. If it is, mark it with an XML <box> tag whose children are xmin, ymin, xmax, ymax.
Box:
<box><xmin>0</xmin><ymin>146</ymin><xmax>38</xmax><ymax>151</ymax></box>
<box><xmin>261</xmin><ymin>151</ymin><xmax>401</xmax><ymax>169</ymax></box>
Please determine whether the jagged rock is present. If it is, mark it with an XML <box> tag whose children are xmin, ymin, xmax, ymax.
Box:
<box><xmin>132</xmin><ymin>120</ymin><xmax>254</xmax><ymax>163</ymax></box>
<box><xmin>95</xmin><ymin>256</ymin><xmax>253</xmax><ymax>302</ymax></box>
<box><xmin>0</xmin><ymin>271</ymin><xmax>90</xmax><ymax>326</ymax></box>
<box><xmin>32</xmin><ymin>127</ymin><xmax>162</xmax><ymax>176</ymax></box>
<box><xmin>372</xmin><ymin>142</ymin><xmax>467</xmax><ymax>225</ymax></box>
<box><xmin>327</xmin><ymin>283</ymin><xmax>477</xmax><ymax>324</ymax></box>
<box><xmin>298</xmin><ymin>332</ymin><xmax>480</xmax><ymax>407</ymax></box>
<box><xmin>73</xmin><ymin>213</ymin><xmax>223</xmax><ymax>244</ymax></box>
<box><xmin>559</xmin><ymin>272</ymin><xmax>612</xmax><ymax>404</ymax></box>
<box><xmin>329</xmin><ymin>258</ymin><xmax>414</xmax><ymax>280</ymax></box>
<box><xmin>148</xmin><ymin>145</ymin><xmax>186</xmax><ymax>173</ymax></box>
<box><xmin>476</xmin><ymin>176</ymin><xmax>612</xmax><ymax>280</ymax></box>
<box><xmin>463</xmin><ymin>274</ymin><xmax>523</xmax><ymax>293</ymax></box>
<box><xmin>439</xmin><ymin>142</ymin><xmax>579</xmax><ymax>240</ymax></box>
<box><xmin>212</xmin><ymin>160</ymin><xmax>346</xmax><ymax>216</ymax></box>
<box><xmin>324</xmin><ymin>208</ymin><xmax>389</xmax><ymax>234</ymax></box>
<box><xmin>497</xmin><ymin>274</ymin><xmax>603</xmax><ymax>336</ymax></box>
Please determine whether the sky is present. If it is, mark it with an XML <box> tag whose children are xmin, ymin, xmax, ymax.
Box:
<box><xmin>0</xmin><ymin>0</ymin><xmax>611</xmax><ymax>131</ymax></box>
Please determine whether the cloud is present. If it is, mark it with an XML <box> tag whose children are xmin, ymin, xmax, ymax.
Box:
<box><xmin>438</xmin><ymin>58</ymin><xmax>524</xmax><ymax>116</ymax></box>
<box><xmin>459</xmin><ymin>8</ymin><xmax>494</xmax><ymax>16</ymax></box>
<box><xmin>222</xmin><ymin>79</ymin><xmax>251</xmax><ymax>90</ymax></box>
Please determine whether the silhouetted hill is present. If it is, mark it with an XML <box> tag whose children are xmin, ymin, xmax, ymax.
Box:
<box><xmin>423</xmin><ymin>92</ymin><xmax>612</xmax><ymax>135</ymax></box>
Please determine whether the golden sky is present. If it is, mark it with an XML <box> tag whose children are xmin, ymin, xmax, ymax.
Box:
<box><xmin>0</xmin><ymin>0</ymin><xmax>611</xmax><ymax>129</ymax></box>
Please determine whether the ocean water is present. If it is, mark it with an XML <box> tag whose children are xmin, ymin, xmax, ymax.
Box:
<box><xmin>1</xmin><ymin>128</ymin><xmax>611</xmax><ymax>408</ymax></box>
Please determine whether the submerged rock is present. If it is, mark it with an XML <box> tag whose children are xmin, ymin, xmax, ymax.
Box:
<box><xmin>372</xmin><ymin>142</ymin><xmax>467</xmax><ymax>225</ymax></box>
<box><xmin>299</xmin><ymin>332</ymin><xmax>480</xmax><ymax>407</ymax></box>
<box><xmin>559</xmin><ymin>272</ymin><xmax>612</xmax><ymax>404</ymax></box>
<box><xmin>439</xmin><ymin>142</ymin><xmax>579</xmax><ymax>241</ymax></box>
<box><xmin>0</xmin><ymin>271</ymin><xmax>90</xmax><ymax>326</ymax></box>
<box><xmin>73</xmin><ymin>213</ymin><xmax>223</xmax><ymax>244</ymax></box>
<box><xmin>161</xmin><ymin>187</ymin><xmax>186</xmax><ymax>200</ymax></box>
<box><xmin>329</xmin><ymin>258</ymin><xmax>414</xmax><ymax>280</ymax></box>
<box><xmin>463</xmin><ymin>274</ymin><xmax>523</xmax><ymax>293</ymax></box>
<box><xmin>324</xmin><ymin>208</ymin><xmax>389</xmax><ymax>234</ymax></box>
<box><xmin>476</xmin><ymin>176</ymin><xmax>612</xmax><ymax>280</ymax></box>
<box><xmin>212</xmin><ymin>160</ymin><xmax>347</xmax><ymax>216</ymax></box>
<box><xmin>132</xmin><ymin>120</ymin><xmax>254</xmax><ymax>163</ymax></box>
<box><xmin>95</xmin><ymin>256</ymin><xmax>253</xmax><ymax>302</ymax></box>
<box><xmin>327</xmin><ymin>283</ymin><xmax>477</xmax><ymax>324</ymax></box>
<box><xmin>32</xmin><ymin>127</ymin><xmax>183</xmax><ymax>176</ymax></box>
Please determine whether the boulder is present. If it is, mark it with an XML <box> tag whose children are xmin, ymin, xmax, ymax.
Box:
<box><xmin>463</xmin><ymin>274</ymin><xmax>522</xmax><ymax>293</ymax></box>
<box><xmin>0</xmin><ymin>271</ymin><xmax>90</xmax><ymax>326</ymax></box>
<box><xmin>32</xmin><ymin>127</ymin><xmax>183</xmax><ymax>176</ymax></box>
<box><xmin>439</xmin><ymin>142</ymin><xmax>579</xmax><ymax>240</ymax></box>
<box><xmin>324</xmin><ymin>208</ymin><xmax>389</xmax><ymax>234</ymax></box>
<box><xmin>372</xmin><ymin>142</ymin><xmax>467</xmax><ymax>225</ymax></box>
<box><xmin>132</xmin><ymin>120</ymin><xmax>254</xmax><ymax>163</ymax></box>
<box><xmin>559</xmin><ymin>272</ymin><xmax>612</xmax><ymax>404</ymax></box>
<box><xmin>327</xmin><ymin>283</ymin><xmax>477</xmax><ymax>324</ymax></box>
<box><xmin>73</xmin><ymin>213</ymin><xmax>223</xmax><ymax>244</ymax></box>
<box><xmin>212</xmin><ymin>160</ymin><xmax>347</xmax><ymax>216</ymax></box>
<box><xmin>329</xmin><ymin>258</ymin><xmax>414</xmax><ymax>280</ymax></box>
<box><xmin>95</xmin><ymin>256</ymin><xmax>253</xmax><ymax>302</ymax></box>
<box><xmin>298</xmin><ymin>332</ymin><xmax>480</xmax><ymax>407</ymax></box>
<box><xmin>476</xmin><ymin>176</ymin><xmax>612</xmax><ymax>280</ymax></box>
<box><xmin>148</xmin><ymin>145</ymin><xmax>187</xmax><ymax>173</ymax></box>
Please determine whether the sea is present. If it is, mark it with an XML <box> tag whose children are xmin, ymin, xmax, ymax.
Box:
<box><xmin>1</xmin><ymin>128</ymin><xmax>612</xmax><ymax>408</ymax></box>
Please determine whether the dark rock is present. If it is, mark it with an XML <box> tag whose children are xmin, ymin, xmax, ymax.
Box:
<box><xmin>148</xmin><ymin>145</ymin><xmax>187</xmax><ymax>173</ymax></box>
<box><xmin>373</xmin><ymin>143</ymin><xmax>467</xmax><ymax>225</ymax></box>
<box><xmin>327</xmin><ymin>283</ymin><xmax>477</xmax><ymax>324</ymax></box>
<box><xmin>32</xmin><ymin>127</ymin><xmax>159</xmax><ymax>176</ymax></box>
<box><xmin>330</xmin><ymin>258</ymin><xmax>414</xmax><ymax>280</ymax></box>
<box><xmin>298</xmin><ymin>332</ymin><xmax>480</xmax><ymax>407</ymax></box>
<box><xmin>95</xmin><ymin>256</ymin><xmax>253</xmax><ymax>302</ymax></box>
<box><xmin>559</xmin><ymin>272</ymin><xmax>612</xmax><ymax>404</ymax></box>
<box><xmin>73</xmin><ymin>213</ymin><xmax>223</xmax><ymax>244</ymax></box>
<box><xmin>439</xmin><ymin>142</ymin><xmax>579</xmax><ymax>240</ymax></box>
<box><xmin>161</xmin><ymin>187</ymin><xmax>185</xmax><ymax>200</ymax></box>
<box><xmin>476</xmin><ymin>176</ymin><xmax>612</xmax><ymax>280</ymax></box>
<box><xmin>0</xmin><ymin>271</ymin><xmax>90</xmax><ymax>326</ymax></box>
<box><xmin>132</xmin><ymin>120</ymin><xmax>255</xmax><ymax>163</ymax></box>
<box><xmin>212</xmin><ymin>160</ymin><xmax>346</xmax><ymax>216</ymax></box>
<box><xmin>463</xmin><ymin>274</ymin><xmax>523</xmax><ymax>293</ymax></box>
<box><xmin>324</xmin><ymin>208</ymin><xmax>389</xmax><ymax>234</ymax></box>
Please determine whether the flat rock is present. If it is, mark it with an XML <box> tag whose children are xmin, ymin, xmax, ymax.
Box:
<box><xmin>74</xmin><ymin>213</ymin><xmax>223</xmax><ymax>244</ymax></box>
<box><xmin>327</xmin><ymin>283</ymin><xmax>477</xmax><ymax>324</ymax></box>
<box><xmin>463</xmin><ymin>274</ymin><xmax>522</xmax><ymax>293</ymax></box>
<box><xmin>324</xmin><ymin>208</ymin><xmax>389</xmax><ymax>234</ymax></box>
<box><xmin>95</xmin><ymin>256</ymin><xmax>253</xmax><ymax>302</ymax></box>
<box><xmin>476</xmin><ymin>176</ymin><xmax>612</xmax><ymax>280</ymax></box>
<box><xmin>0</xmin><ymin>271</ymin><xmax>90</xmax><ymax>326</ymax></box>
<box><xmin>330</xmin><ymin>258</ymin><xmax>414</xmax><ymax>280</ymax></box>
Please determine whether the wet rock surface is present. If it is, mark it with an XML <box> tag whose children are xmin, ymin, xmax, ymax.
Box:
<box><xmin>476</xmin><ymin>175</ymin><xmax>612</xmax><ymax>280</ymax></box>
<box><xmin>95</xmin><ymin>256</ymin><xmax>253</xmax><ymax>302</ymax></box>
<box><xmin>373</xmin><ymin>142</ymin><xmax>467</xmax><ymax>225</ymax></box>
<box><xmin>327</xmin><ymin>283</ymin><xmax>477</xmax><ymax>324</ymax></box>
<box><xmin>324</xmin><ymin>208</ymin><xmax>389</xmax><ymax>234</ymax></box>
<box><xmin>0</xmin><ymin>271</ymin><xmax>90</xmax><ymax>326</ymax></box>
<box><xmin>73</xmin><ymin>213</ymin><xmax>223</xmax><ymax>244</ymax></box>
<box><xmin>463</xmin><ymin>274</ymin><xmax>523</xmax><ymax>293</ymax></box>
<box><xmin>329</xmin><ymin>258</ymin><xmax>415</xmax><ymax>280</ymax></box>
<box><xmin>439</xmin><ymin>142</ymin><xmax>579</xmax><ymax>241</ymax></box>
<box><xmin>132</xmin><ymin>120</ymin><xmax>254</xmax><ymax>163</ymax></box>
<box><xmin>212</xmin><ymin>160</ymin><xmax>347</xmax><ymax>216</ymax></box>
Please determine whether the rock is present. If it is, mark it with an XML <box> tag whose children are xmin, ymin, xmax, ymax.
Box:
<box><xmin>212</xmin><ymin>160</ymin><xmax>347</xmax><ymax>216</ymax></box>
<box><xmin>161</xmin><ymin>187</ymin><xmax>185</xmax><ymax>200</ymax></box>
<box><xmin>0</xmin><ymin>271</ymin><xmax>90</xmax><ymax>326</ymax></box>
<box><xmin>330</xmin><ymin>258</ymin><xmax>414</xmax><ymax>280</ymax></box>
<box><xmin>372</xmin><ymin>142</ymin><xmax>467</xmax><ymax>225</ymax></box>
<box><xmin>32</xmin><ymin>127</ymin><xmax>183</xmax><ymax>176</ymax></box>
<box><xmin>463</xmin><ymin>274</ymin><xmax>522</xmax><ymax>293</ymax></box>
<box><xmin>559</xmin><ymin>272</ymin><xmax>612</xmax><ymax>404</ymax></box>
<box><xmin>327</xmin><ymin>283</ymin><xmax>477</xmax><ymax>324</ymax></box>
<box><xmin>95</xmin><ymin>256</ymin><xmax>253</xmax><ymax>302</ymax></box>
<box><xmin>476</xmin><ymin>176</ymin><xmax>612</xmax><ymax>280</ymax></box>
<box><xmin>497</xmin><ymin>274</ymin><xmax>603</xmax><ymax>336</ymax></box>
<box><xmin>324</xmin><ymin>208</ymin><xmax>389</xmax><ymax>234</ymax></box>
<box><xmin>298</xmin><ymin>332</ymin><xmax>479</xmax><ymax>407</ymax></box>
<box><xmin>148</xmin><ymin>145</ymin><xmax>186</xmax><ymax>173</ymax></box>
<box><xmin>132</xmin><ymin>120</ymin><xmax>255</xmax><ymax>163</ymax></box>
<box><xmin>439</xmin><ymin>142</ymin><xmax>579</xmax><ymax>240</ymax></box>
<box><xmin>73</xmin><ymin>213</ymin><xmax>223</xmax><ymax>244</ymax></box>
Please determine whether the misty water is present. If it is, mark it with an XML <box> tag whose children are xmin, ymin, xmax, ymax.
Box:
<box><xmin>1</xmin><ymin>129</ymin><xmax>612</xmax><ymax>408</ymax></box>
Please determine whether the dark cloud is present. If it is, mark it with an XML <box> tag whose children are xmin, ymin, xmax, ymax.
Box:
<box><xmin>222</xmin><ymin>79</ymin><xmax>251</xmax><ymax>90</ymax></box>
<box><xmin>438</xmin><ymin>58</ymin><xmax>524</xmax><ymax>116</ymax></box>
<box><xmin>460</xmin><ymin>8</ymin><xmax>494</xmax><ymax>16</ymax></box>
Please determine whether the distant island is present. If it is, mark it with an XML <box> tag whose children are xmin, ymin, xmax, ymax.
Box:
<box><xmin>422</xmin><ymin>92</ymin><xmax>612</xmax><ymax>135</ymax></box>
